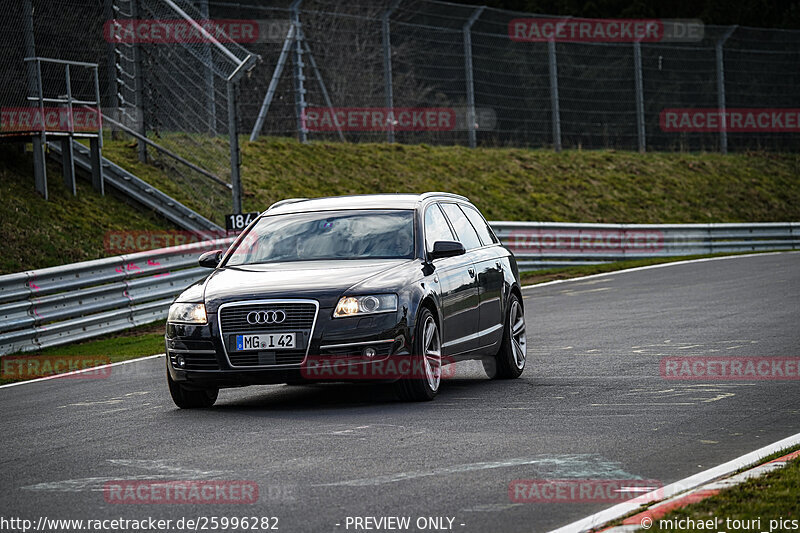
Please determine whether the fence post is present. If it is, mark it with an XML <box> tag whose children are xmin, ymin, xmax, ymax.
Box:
<box><xmin>23</xmin><ymin>0</ymin><xmax>47</xmax><ymax>199</ymax></box>
<box><xmin>382</xmin><ymin>1</ymin><xmax>401</xmax><ymax>143</ymax></box>
<box><xmin>302</xmin><ymin>39</ymin><xmax>345</xmax><ymax>142</ymax></box>
<box><xmin>463</xmin><ymin>6</ymin><xmax>485</xmax><ymax>149</ymax></box>
<box><xmin>103</xmin><ymin>0</ymin><xmax>120</xmax><ymax>141</ymax></box>
<box><xmin>633</xmin><ymin>41</ymin><xmax>646</xmax><ymax>153</ymax></box>
<box><xmin>291</xmin><ymin>0</ymin><xmax>307</xmax><ymax>143</ymax></box>
<box><xmin>547</xmin><ymin>39</ymin><xmax>561</xmax><ymax>152</ymax></box>
<box><xmin>716</xmin><ymin>26</ymin><xmax>737</xmax><ymax>155</ymax></box>
<box><xmin>250</xmin><ymin>24</ymin><xmax>295</xmax><ymax>141</ymax></box>
<box><xmin>198</xmin><ymin>0</ymin><xmax>217</xmax><ymax>135</ymax></box>
<box><xmin>131</xmin><ymin>0</ymin><xmax>148</xmax><ymax>162</ymax></box>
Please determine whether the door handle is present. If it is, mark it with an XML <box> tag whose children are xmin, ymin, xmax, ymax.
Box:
<box><xmin>468</xmin><ymin>267</ymin><xmax>476</xmax><ymax>278</ymax></box>
<box><xmin>496</xmin><ymin>261</ymin><xmax>503</xmax><ymax>271</ymax></box>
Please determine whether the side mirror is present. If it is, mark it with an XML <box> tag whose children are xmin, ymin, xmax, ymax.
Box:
<box><xmin>198</xmin><ymin>250</ymin><xmax>223</xmax><ymax>268</ymax></box>
<box><xmin>429</xmin><ymin>240</ymin><xmax>466</xmax><ymax>260</ymax></box>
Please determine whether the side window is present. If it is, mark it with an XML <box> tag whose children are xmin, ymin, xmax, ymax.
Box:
<box><xmin>424</xmin><ymin>204</ymin><xmax>455</xmax><ymax>252</ymax></box>
<box><xmin>440</xmin><ymin>203</ymin><xmax>483</xmax><ymax>250</ymax></box>
<box><xmin>461</xmin><ymin>204</ymin><xmax>498</xmax><ymax>245</ymax></box>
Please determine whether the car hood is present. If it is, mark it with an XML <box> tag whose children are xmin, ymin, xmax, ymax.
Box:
<box><xmin>199</xmin><ymin>259</ymin><xmax>414</xmax><ymax>310</ymax></box>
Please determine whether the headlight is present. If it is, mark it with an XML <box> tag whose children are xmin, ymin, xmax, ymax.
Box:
<box><xmin>167</xmin><ymin>302</ymin><xmax>207</xmax><ymax>324</ymax></box>
<box><xmin>334</xmin><ymin>294</ymin><xmax>398</xmax><ymax>317</ymax></box>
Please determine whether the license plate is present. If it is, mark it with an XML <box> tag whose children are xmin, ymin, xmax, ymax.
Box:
<box><xmin>235</xmin><ymin>333</ymin><xmax>296</xmax><ymax>351</ymax></box>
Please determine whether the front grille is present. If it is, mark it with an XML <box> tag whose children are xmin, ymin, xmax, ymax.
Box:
<box><xmin>220</xmin><ymin>303</ymin><xmax>317</xmax><ymax>331</ymax></box>
<box><xmin>219</xmin><ymin>301</ymin><xmax>318</xmax><ymax>368</ymax></box>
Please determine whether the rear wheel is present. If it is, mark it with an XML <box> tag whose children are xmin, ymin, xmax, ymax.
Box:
<box><xmin>396</xmin><ymin>307</ymin><xmax>441</xmax><ymax>401</ymax></box>
<box><xmin>483</xmin><ymin>293</ymin><xmax>526</xmax><ymax>379</ymax></box>
<box><xmin>167</xmin><ymin>372</ymin><xmax>218</xmax><ymax>409</ymax></box>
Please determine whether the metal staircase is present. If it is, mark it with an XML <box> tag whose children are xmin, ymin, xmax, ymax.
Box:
<box><xmin>47</xmin><ymin>139</ymin><xmax>223</xmax><ymax>233</ymax></box>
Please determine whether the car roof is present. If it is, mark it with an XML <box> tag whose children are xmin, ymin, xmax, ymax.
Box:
<box><xmin>264</xmin><ymin>193</ymin><xmax>469</xmax><ymax>215</ymax></box>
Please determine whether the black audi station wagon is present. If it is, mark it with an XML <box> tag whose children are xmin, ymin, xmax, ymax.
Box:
<box><xmin>165</xmin><ymin>193</ymin><xmax>527</xmax><ymax>408</ymax></box>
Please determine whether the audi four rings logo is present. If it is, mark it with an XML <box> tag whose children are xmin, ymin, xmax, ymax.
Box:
<box><xmin>246</xmin><ymin>310</ymin><xmax>287</xmax><ymax>324</ymax></box>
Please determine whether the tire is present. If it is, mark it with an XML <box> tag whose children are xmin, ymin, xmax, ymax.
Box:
<box><xmin>483</xmin><ymin>293</ymin><xmax>526</xmax><ymax>379</ymax></box>
<box><xmin>396</xmin><ymin>307</ymin><xmax>441</xmax><ymax>401</ymax></box>
<box><xmin>167</xmin><ymin>372</ymin><xmax>218</xmax><ymax>409</ymax></box>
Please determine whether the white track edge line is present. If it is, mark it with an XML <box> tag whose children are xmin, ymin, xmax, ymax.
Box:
<box><xmin>0</xmin><ymin>353</ymin><xmax>165</xmax><ymax>389</ymax></box>
<box><xmin>547</xmin><ymin>431</ymin><xmax>800</xmax><ymax>533</ymax></box>
<box><xmin>521</xmin><ymin>251</ymin><xmax>799</xmax><ymax>291</ymax></box>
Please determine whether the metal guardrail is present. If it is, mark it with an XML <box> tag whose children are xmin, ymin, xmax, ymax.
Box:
<box><xmin>0</xmin><ymin>222</ymin><xmax>797</xmax><ymax>355</ymax></box>
<box><xmin>494</xmin><ymin>222</ymin><xmax>800</xmax><ymax>270</ymax></box>
<box><xmin>0</xmin><ymin>238</ymin><xmax>233</xmax><ymax>355</ymax></box>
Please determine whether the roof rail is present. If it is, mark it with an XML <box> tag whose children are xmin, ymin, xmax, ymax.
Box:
<box><xmin>419</xmin><ymin>191</ymin><xmax>469</xmax><ymax>202</ymax></box>
<box><xmin>267</xmin><ymin>198</ymin><xmax>309</xmax><ymax>211</ymax></box>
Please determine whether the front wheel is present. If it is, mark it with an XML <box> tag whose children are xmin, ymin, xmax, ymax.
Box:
<box><xmin>483</xmin><ymin>293</ymin><xmax>526</xmax><ymax>379</ymax></box>
<box><xmin>396</xmin><ymin>307</ymin><xmax>441</xmax><ymax>401</ymax></box>
<box><xmin>167</xmin><ymin>372</ymin><xmax>218</xmax><ymax>409</ymax></box>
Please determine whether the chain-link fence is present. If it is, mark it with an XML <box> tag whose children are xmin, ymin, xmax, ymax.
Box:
<box><xmin>233</xmin><ymin>0</ymin><xmax>800</xmax><ymax>152</ymax></box>
<box><xmin>0</xmin><ymin>0</ymin><xmax>256</xmax><ymax>225</ymax></box>
<box><xmin>2</xmin><ymin>0</ymin><xmax>799</xmax><ymax>220</ymax></box>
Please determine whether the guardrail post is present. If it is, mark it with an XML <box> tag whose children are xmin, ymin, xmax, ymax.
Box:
<box><xmin>547</xmin><ymin>39</ymin><xmax>562</xmax><ymax>152</ymax></box>
<box><xmin>633</xmin><ymin>41</ymin><xmax>646</xmax><ymax>153</ymax></box>
<box><xmin>716</xmin><ymin>26</ymin><xmax>737</xmax><ymax>155</ymax></box>
<box><xmin>382</xmin><ymin>1</ymin><xmax>401</xmax><ymax>143</ymax></box>
<box><xmin>464</xmin><ymin>7</ymin><xmax>485</xmax><ymax>149</ymax></box>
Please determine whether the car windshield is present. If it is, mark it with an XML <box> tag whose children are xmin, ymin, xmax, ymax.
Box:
<box><xmin>224</xmin><ymin>209</ymin><xmax>415</xmax><ymax>266</ymax></box>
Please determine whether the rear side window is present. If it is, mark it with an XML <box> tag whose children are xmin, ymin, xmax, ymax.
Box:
<box><xmin>424</xmin><ymin>204</ymin><xmax>456</xmax><ymax>252</ymax></box>
<box><xmin>440</xmin><ymin>203</ymin><xmax>482</xmax><ymax>250</ymax></box>
<box><xmin>461</xmin><ymin>204</ymin><xmax>498</xmax><ymax>245</ymax></box>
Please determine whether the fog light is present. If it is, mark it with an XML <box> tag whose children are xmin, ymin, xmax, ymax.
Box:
<box><xmin>362</xmin><ymin>347</ymin><xmax>377</xmax><ymax>358</ymax></box>
<box><xmin>175</xmin><ymin>355</ymin><xmax>185</xmax><ymax>368</ymax></box>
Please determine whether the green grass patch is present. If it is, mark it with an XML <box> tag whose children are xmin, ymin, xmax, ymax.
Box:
<box><xmin>0</xmin><ymin>144</ymin><xmax>174</xmax><ymax>274</ymax></box>
<box><xmin>0</xmin><ymin>322</ymin><xmax>165</xmax><ymax>385</ymax></box>
<box><xmin>648</xmin><ymin>451</ymin><xmax>800</xmax><ymax>532</ymax></box>
<box><xmin>5</xmin><ymin>137</ymin><xmax>800</xmax><ymax>273</ymax></box>
<box><xmin>100</xmin><ymin>137</ymin><xmax>800</xmax><ymax>227</ymax></box>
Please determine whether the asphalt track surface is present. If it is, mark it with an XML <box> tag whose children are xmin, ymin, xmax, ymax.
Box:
<box><xmin>1</xmin><ymin>252</ymin><xmax>798</xmax><ymax>533</ymax></box>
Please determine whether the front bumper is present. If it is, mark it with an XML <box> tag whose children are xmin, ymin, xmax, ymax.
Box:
<box><xmin>166</xmin><ymin>305</ymin><xmax>411</xmax><ymax>388</ymax></box>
